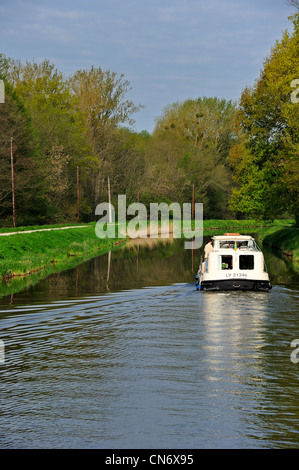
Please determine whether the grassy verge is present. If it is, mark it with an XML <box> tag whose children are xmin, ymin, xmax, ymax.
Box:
<box><xmin>0</xmin><ymin>225</ymin><xmax>125</xmax><ymax>281</ymax></box>
<box><xmin>201</xmin><ymin>219</ymin><xmax>294</xmax><ymax>231</ymax></box>
<box><xmin>0</xmin><ymin>222</ymin><xmax>95</xmax><ymax>234</ymax></box>
<box><xmin>0</xmin><ymin>219</ymin><xmax>295</xmax><ymax>284</ymax></box>
<box><xmin>258</xmin><ymin>225</ymin><xmax>299</xmax><ymax>273</ymax></box>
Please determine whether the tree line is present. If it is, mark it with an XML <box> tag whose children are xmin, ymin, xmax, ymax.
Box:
<box><xmin>0</xmin><ymin>11</ymin><xmax>298</xmax><ymax>226</ymax></box>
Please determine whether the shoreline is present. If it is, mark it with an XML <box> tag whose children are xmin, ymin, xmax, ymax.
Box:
<box><xmin>0</xmin><ymin>225</ymin><xmax>127</xmax><ymax>283</ymax></box>
<box><xmin>0</xmin><ymin>219</ymin><xmax>296</xmax><ymax>284</ymax></box>
<box><xmin>258</xmin><ymin>225</ymin><xmax>299</xmax><ymax>274</ymax></box>
<box><xmin>1</xmin><ymin>239</ymin><xmax>126</xmax><ymax>282</ymax></box>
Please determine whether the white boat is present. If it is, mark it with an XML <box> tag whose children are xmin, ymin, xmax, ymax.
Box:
<box><xmin>196</xmin><ymin>233</ymin><xmax>272</xmax><ymax>291</ymax></box>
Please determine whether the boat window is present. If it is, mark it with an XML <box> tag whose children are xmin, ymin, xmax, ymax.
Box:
<box><xmin>239</xmin><ymin>255</ymin><xmax>254</xmax><ymax>270</ymax></box>
<box><xmin>219</xmin><ymin>240</ymin><xmax>248</xmax><ymax>249</ymax></box>
<box><xmin>221</xmin><ymin>255</ymin><xmax>233</xmax><ymax>270</ymax></box>
<box><xmin>219</xmin><ymin>241</ymin><xmax>235</xmax><ymax>249</ymax></box>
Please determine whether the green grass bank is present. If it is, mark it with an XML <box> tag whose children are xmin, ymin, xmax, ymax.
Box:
<box><xmin>201</xmin><ymin>219</ymin><xmax>294</xmax><ymax>231</ymax></box>
<box><xmin>257</xmin><ymin>225</ymin><xmax>299</xmax><ymax>274</ymax></box>
<box><xmin>0</xmin><ymin>224</ymin><xmax>125</xmax><ymax>281</ymax></box>
<box><xmin>0</xmin><ymin>219</ymin><xmax>296</xmax><ymax>283</ymax></box>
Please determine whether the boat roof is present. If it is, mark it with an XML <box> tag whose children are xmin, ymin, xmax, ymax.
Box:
<box><xmin>212</xmin><ymin>233</ymin><xmax>254</xmax><ymax>241</ymax></box>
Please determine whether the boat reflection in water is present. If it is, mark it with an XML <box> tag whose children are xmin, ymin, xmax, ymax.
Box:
<box><xmin>200</xmin><ymin>288</ymin><xmax>268</xmax><ymax>396</ymax></box>
<box><xmin>1</xmin><ymin>230</ymin><xmax>298</xmax><ymax>306</ymax></box>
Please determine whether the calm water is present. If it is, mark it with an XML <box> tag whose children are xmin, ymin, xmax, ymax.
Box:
<box><xmin>0</xmin><ymin>236</ymin><xmax>298</xmax><ymax>449</ymax></box>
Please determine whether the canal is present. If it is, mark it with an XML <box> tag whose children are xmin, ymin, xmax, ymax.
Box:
<box><xmin>0</xmin><ymin>235</ymin><xmax>298</xmax><ymax>448</ymax></box>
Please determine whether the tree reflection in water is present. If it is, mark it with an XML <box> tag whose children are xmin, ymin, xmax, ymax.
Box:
<box><xmin>0</xmin><ymin>234</ymin><xmax>298</xmax><ymax>305</ymax></box>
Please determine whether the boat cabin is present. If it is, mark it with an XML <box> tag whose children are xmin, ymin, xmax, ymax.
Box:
<box><xmin>196</xmin><ymin>233</ymin><xmax>272</xmax><ymax>291</ymax></box>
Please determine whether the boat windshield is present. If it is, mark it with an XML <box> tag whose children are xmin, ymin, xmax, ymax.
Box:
<box><xmin>217</xmin><ymin>239</ymin><xmax>260</xmax><ymax>251</ymax></box>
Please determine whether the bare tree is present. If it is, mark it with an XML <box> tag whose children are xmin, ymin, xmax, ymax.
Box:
<box><xmin>286</xmin><ymin>0</ymin><xmax>299</xmax><ymax>10</ymax></box>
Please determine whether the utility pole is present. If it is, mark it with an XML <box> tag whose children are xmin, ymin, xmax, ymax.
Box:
<box><xmin>77</xmin><ymin>166</ymin><xmax>80</xmax><ymax>223</ymax></box>
<box><xmin>10</xmin><ymin>137</ymin><xmax>16</xmax><ymax>228</ymax></box>
<box><xmin>192</xmin><ymin>184</ymin><xmax>195</xmax><ymax>220</ymax></box>
<box><xmin>108</xmin><ymin>176</ymin><xmax>112</xmax><ymax>223</ymax></box>
<box><xmin>137</xmin><ymin>179</ymin><xmax>140</xmax><ymax>224</ymax></box>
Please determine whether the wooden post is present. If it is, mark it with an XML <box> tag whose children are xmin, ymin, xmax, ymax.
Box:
<box><xmin>77</xmin><ymin>166</ymin><xmax>80</xmax><ymax>223</ymax></box>
<box><xmin>10</xmin><ymin>137</ymin><xmax>16</xmax><ymax>228</ymax></box>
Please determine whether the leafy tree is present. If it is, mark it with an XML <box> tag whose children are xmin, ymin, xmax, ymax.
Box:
<box><xmin>4</xmin><ymin>57</ymin><xmax>91</xmax><ymax>221</ymax></box>
<box><xmin>6</xmin><ymin>58</ymin><xmax>87</xmax><ymax>154</ymax></box>
<box><xmin>69</xmin><ymin>66</ymin><xmax>143</xmax><ymax>210</ymax></box>
<box><xmin>69</xmin><ymin>66</ymin><xmax>142</xmax><ymax>129</ymax></box>
<box><xmin>151</xmin><ymin>97</ymin><xmax>237</xmax><ymax>217</ymax></box>
<box><xmin>0</xmin><ymin>80</ymin><xmax>47</xmax><ymax>225</ymax></box>
<box><xmin>229</xmin><ymin>12</ymin><xmax>299</xmax><ymax>222</ymax></box>
<box><xmin>142</xmin><ymin>132</ymin><xmax>190</xmax><ymax>205</ymax></box>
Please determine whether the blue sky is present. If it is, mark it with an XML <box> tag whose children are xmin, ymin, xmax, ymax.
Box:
<box><xmin>0</xmin><ymin>0</ymin><xmax>296</xmax><ymax>132</ymax></box>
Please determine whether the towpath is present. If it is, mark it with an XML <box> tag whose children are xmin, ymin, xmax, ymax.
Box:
<box><xmin>0</xmin><ymin>226</ymin><xmax>88</xmax><ymax>236</ymax></box>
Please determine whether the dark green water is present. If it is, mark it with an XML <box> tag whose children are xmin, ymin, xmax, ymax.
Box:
<box><xmin>0</xmin><ymin>236</ymin><xmax>298</xmax><ymax>448</ymax></box>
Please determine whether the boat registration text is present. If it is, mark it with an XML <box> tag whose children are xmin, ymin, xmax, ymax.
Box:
<box><xmin>225</xmin><ymin>273</ymin><xmax>248</xmax><ymax>278</ymax></box>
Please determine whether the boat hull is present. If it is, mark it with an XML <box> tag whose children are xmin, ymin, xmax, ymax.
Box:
<box><xmin>196</xmin><ymin>233</ymin><xmax>272</xmax><ymax>292</ymax></box>
<box><xmin>199</xmin><ymin>278</ymin><xmax>272</xmax><ymax>291</ymax></box>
